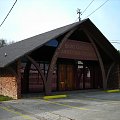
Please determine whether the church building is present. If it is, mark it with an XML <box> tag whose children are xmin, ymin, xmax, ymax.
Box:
<box><xmin>0</xmin><ymin>18</ymin><xmax>120</xmax><ymax>99</ymax></box>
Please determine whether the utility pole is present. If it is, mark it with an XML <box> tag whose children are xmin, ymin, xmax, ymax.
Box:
<box><xmin>77</xmin><ymin>8</ymin><xmax>82</xmax><ymax>22</ymax></box>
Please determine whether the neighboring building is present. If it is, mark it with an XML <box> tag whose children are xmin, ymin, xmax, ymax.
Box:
<box><xmin>0</xmin><ymin>19</ymin><xmax>120</xmax><ymax>99</ymax></box>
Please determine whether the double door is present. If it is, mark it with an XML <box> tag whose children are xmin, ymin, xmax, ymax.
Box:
<box><xmin>58</xmin><ymin>63</ymin><xmax>75</xmax><ymax>91</ymax></box>
<box><xmin>76</xmin><ymin>63</ymin><xmax>102</xmax><ymax>89</ymax></box>
<box><xmin>58</xmin><ymin>62</ymin><xmax>103</xmax><ymax>91</ymax></box>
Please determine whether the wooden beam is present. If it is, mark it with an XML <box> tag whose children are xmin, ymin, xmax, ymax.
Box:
<box><xmin>8</xmin><ymin>66</ymin><xmax>18</xmax><ymax>79</ymax></box>
<box><xmin>46</xmin><ymin>28</ymin><xmax>78</xmax><ymax>95</ymax></box>
<box><xmin>22</xmin><ymin>61</ymin><xmax>31</xmax><ymax>93</ymax></box>
<box><xmin>83</xmin><ymin>29</ymin><xmax>107</xmax><ymax>90</ymax></box>
<box><xmin>17</xmin><ymin>60</ymin><xmax>22</xmax><ymax>98</ymax></box>
<box><xmin>106</xmin><ymin>62</ymin><xmax>115</xmax><ymax>86</ymax></box>
<box><xmin>25</xmin><ymin>55</ymin><xmax>46</xmax><ymax>89</ymax></box>
<box><xmin>83</xmin><ymin>62</ymin><xmax>86</xmax><ymax>89</ymax></box>
<box><xmin>118</xmin><ymin>64</ymin><xmax>120</xmax><ymax>89</ymax></box>
<box><xmin>82</xmin><ymin>23</ymin><xmax>115</xmax><ymax>61</ymax></box>
<box><xmin>8</xmin><ymin>61</ymin><xmax>21</xmax><ymax>98</ymax></box>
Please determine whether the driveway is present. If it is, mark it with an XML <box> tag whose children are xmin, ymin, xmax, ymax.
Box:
<box><xmin>0</xmin><ymin>91</ymin><xmax>120</xmax><ymax>120</ymax></box>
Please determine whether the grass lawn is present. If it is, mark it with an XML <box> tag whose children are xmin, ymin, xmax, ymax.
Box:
<box><xmin>105</xmin><ymin>89</ymin><xmax>120</xmax><ymax>93</ymax></box>
<box><xmin>0</xmin><ymin>95</ymin><xmax>12</xmax><ymax>101</ymax></box>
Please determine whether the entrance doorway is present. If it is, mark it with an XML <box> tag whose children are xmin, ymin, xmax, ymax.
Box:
<box><xmin>58</xmin><ymin>63</ymin><xmax>75</xmax><ymax>91</ymax></box>
<box><xmin>76</xmin><ymin>61</ymin><xmax>103</xmax><ymax>90</ymax></box>
<box><xmin>58</xmin><ymin>60</ymin><xmax>103</xmax><ymax>91</ymax></box>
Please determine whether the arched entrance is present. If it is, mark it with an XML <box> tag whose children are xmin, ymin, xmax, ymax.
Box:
<box><xmin>57</xmin><ymin>59</ymin><xmax>103</xmax><ymax>91</ymax></box>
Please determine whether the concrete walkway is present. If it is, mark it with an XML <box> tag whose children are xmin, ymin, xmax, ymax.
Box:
<box><xmin>0</xmin><ymin>91</ymin><xmax>120</xmax><ymax>120</ymax></box>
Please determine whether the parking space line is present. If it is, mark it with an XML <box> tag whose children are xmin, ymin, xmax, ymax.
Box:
<box><xmin>0</xmin><ymin>105</ymin><xmax>32</xmax><ymax>120</ymax></box>
<box><xmin>82</xmin><ymin>97</ymin><xmax>120</xmax><ymax>104</ymax></box>
<box><xmin>43</xmin><ymin>99</ymin><xmax>89</xmax><ymax>111</ymax></box>
<box><xmin>32</xmin><ymin>96</ymin><xmax>120</xmax><ymax>105</ymax></box>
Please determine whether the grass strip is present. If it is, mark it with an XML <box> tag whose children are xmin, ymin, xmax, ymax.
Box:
<box><xmin>43</xmin><ymin>94</ymin><xmax>67</xmax><ymax>99</ymax></box>
<box><xmin>0</xmin><ymin>95</ymin><xmax>12</xmax><ymax>101</ymax></box>
<box><xmin>105</xmin><ymin>89</ymin><xmax>120</xmax><ymax>93</ymax></box>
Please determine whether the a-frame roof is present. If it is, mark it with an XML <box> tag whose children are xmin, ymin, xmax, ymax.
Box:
<box><xmin>0</xmin><ymin>18</ymin><xmax>119</xmax><ymax>68</ymax></box>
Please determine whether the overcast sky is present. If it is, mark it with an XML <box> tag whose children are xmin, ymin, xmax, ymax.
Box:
<box><xmin>0</xmin><ymin>0</ymin><xmax>120</xmax><ymax>50</ymax></box>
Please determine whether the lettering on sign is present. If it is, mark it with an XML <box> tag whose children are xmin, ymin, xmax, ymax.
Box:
<box><xmin>59</xmin><ymin>40</ymin><xmax>98</xmax><ymax>60</ymax></box>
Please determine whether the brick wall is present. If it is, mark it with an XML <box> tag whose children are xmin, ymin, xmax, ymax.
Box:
<box><xmin>0</xmin><ymin>68</ymin><xmax>20</xmax><ymax>99</ymax></box>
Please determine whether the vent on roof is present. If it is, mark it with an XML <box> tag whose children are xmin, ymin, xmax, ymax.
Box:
<box><xmin>5</xmin><ymin>53</ymin><xmax>7</xmax><ymax>57</ymax></box>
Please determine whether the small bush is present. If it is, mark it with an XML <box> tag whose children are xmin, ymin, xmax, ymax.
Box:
<box><xmin>0</xmin><ymin>95</ymin><xmax>12</xmax><ymax>101</ymax></box>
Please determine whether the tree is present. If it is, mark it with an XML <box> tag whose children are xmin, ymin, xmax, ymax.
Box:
<box><xmin>0</xmin><ymin>39</ymin><xmax>15</xmax><ymax>48</ymax></box>
<box><xmin>0</xmin><ymin>39</ymin><xmax>7</xmax><ymax>48</ymax></box>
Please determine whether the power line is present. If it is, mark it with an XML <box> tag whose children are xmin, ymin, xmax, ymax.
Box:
<box><xmin>82</xmin><ymin>0</ymin><xmax>95</xmax><ymax>15</ymax></box>
<box><xmin>110</xmin><ymin>40</ymin><xmax>120</xmax><ymax>41</ymax></box>
<box><xmin>75</xmin><ymin>0</ymin><xmax>95</xmax><ymax>22</ymax></box>
<box><xmin>85</xmin><ymin>0</ymin><xmax>110</xmax><ymax>18</ymax></box>
<box><xmin>0</xmin><ymin>0</ymin><xmax>18</xmax><ymax>28</ymax></box>
<box><xmin>111</xmin><ymin>42</ymin><xmax>120</xmax><ymax>45</ymax></box>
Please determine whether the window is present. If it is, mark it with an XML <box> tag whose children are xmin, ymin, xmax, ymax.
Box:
<box><xmin>45</xmin><ymin>39</ymin><xmax>58</xmax><ymax>47</ymax></box>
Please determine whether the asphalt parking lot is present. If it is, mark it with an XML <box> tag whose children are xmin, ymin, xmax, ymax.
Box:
<box><xmin>0</xmin><ymin>90</ymin><xmax>120</xmax><ymax>120</ymax></box>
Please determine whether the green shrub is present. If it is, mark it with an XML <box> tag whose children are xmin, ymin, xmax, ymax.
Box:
<box><xmin>0</xmin><ymin>95</ymin><xmax>12</xmax><ymax>101</ymax></box>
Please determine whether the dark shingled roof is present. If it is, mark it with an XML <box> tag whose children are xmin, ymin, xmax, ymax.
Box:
<box><xmin>0</xmin><ymin>19</ymin><xmax>87</xmax><ymax>67</ymax></box>
<box><xmin>0</xmin><ymin>18</ymin><xmax>119</xmax><ymax>68</ymax></box>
